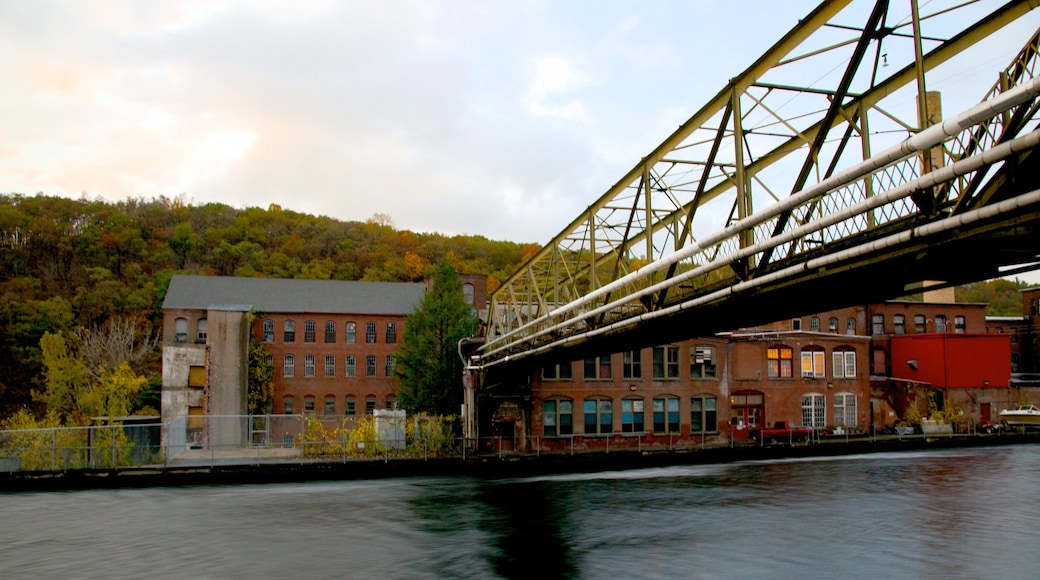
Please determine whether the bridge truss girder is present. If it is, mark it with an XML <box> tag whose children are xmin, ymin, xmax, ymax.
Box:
<box><xmin>481</xmin><ymin>0</ymin><xmax>1040</xmax><ymax>373</ymax></box>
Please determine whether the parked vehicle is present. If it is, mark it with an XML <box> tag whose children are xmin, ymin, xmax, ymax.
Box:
<box><xmin>999</xmin><ymin>404</ymin><xmax>1040</xmax><ymax>429</ymax></box>
<box><xmin>749</xmin><ymin>421</ymin><xmax>813</xmax><ymax>444</ymax></box>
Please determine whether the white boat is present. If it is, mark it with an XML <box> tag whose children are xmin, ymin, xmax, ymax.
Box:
<box><xmin>999</xmin><ymin>404</ymin><xmax>1040</xmax><ymax>428</ymax></box>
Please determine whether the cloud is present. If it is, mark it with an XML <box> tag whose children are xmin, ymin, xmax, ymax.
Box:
<box><xmin>523</xmin><ymin>56</ymin><xmax>592</xmax><ymax>121</ymax></box>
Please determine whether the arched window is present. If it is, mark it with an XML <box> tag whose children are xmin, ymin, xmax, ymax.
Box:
<box><xmin>828</xmin><ymin>317</ymin><xmax>838</xmax><ymax>332</ymax></box>
<box><xmin>954</xmin><ymin>315</ymin><xmax>966</xmax><ymax>333</ymax></box>
<box><xmin>324</xmin><ymin>355</ymin><xmax>335</xmax><ymax>377</ymax></box>
<box><xmin>345</xmin><ymin>395</ymin><xmax>356</xmax><ymax>415</ymax></box>
<box><xmin>621</xmin><ymin>397</ymin><xmax>644</xmax><ymax>433</ymax></box>
<box><xmin>282</xmin><ymin>395</ymin><xmax>295</xmax><ymax>414</ymax></box>
<box><xmin>345</xmin><ymin>355</ymin><xmax>356</xmax><ymax>377</ymax></box>
<box><xmin>304</xmin><ymin>354</ymin><xmax>316</xmax><ymax>377</ymax></box>
<box><xmin>463</xmin><ymin>283</ymin><xmax>475</xmax><ymax>306</ymax></box>
<box><xmin>284</xmin><ymin>320</ymin><xmax>296</xmax><ymax>342</ymax></box>
<box><xmin>365</xmin><ymin>395</ymin><xmax>376</xmax><ymax>414</ymax></box>
<box><xmin>196</xmin><ymin>318</ymin><xmax>207</xmax><ymax>342</ymax></box>
<box><xmin>810</xmin><ymin>317</ymin><xmax>820</xmax><ymax>331</ymax></box>
<box><xmin>263</xmin><ymin>319</ymin><xmax>274</xmax><ymax>342</ymax></box>
<box><xmin>325</xmin><ymin>321</ymin><xmax>336</xmax><ymax>343</ymax></box>
<box><xmin>834</xmin><ymin>392</ymin><xmax>857</xmax><ymax>427</ymax></box>
<box><xmin>175</xmin><ymin>317</ymin><xmax>188</xmax><ymax>342</ymax></box>
<box><xmin>801</xmin><ymin>393</ymin><xmax>826</xmax><ymax>428</ymax></box>
<box><xmin>914</xmin><ymin>314</ymin><xmax>926</xmax><ymax>333</ymax></box>
<box><xmin>846</xmin><ymin>317</ymin><xmax>856</xmax><ymax>335</ymax></box>
<box><xmin>543</xmin><ymin>398</ymin><xmax>573</xmax><ymax>437</ymax></box>
<box><xmin>304</xmin><ymin>320</ymin><xmax>316</xmax><ymax>343</ymax></box>
<box><xmin>324</xmin><ymin>395</ymin><xmax>336</xmax><ymax>415</ymax></box>
<box><xmin>691</xmin><ymin>394</ymin><xmax>718</xmax><ymax>434</ymax></box>
<box><xmin>365</xmin><ymin>355</ymin><xmax>376</xmax><ymax>377</ymax></box>
<box><xmin>653</xmin><ymin>395</ymin><xmax>680</xmax><ymax>434</ymax></box>
<box><xmin>303</xmin><ymin>395</ymin><xmax>315</xmax><ymax>414</ymax></box>
<box><xmin>386</xmin><ymin>322</ymin><xmax>397</xmax><ymax>344</ymax></box>
<box><xmin>386</xmin><ymin>395</ymin><xmax>397</xmax><ymax>410</ymax></box>
<box><xmin>366</xmin><ymin>322</ymin><xmax>377</xmax><ymax>344</ymax></box>
<box><xmin>801</xmin><ymin>346</ymin><xmax>825</xmax><ymax>379</ymax></box>
<box><xmin>283</xmin><ymin>354</ymin><xmax>295</xmax><ymax>377</ymax></box>
<box><xmin>872</xmin><ymin>314</ymin><xmax>884</xmax><ymax>335</ymax></box>
<box><xmin>935</xmin><ymin>315</ymin><xmax>947</xmax><ymax>333</ymax></box>
<box><xmin>767</xmin><ymin>346</ymin><xmax>794</xmax><ymax>378</ymax></box>
<box><xmin>346</xmin><ymin>322</ymin><xmax>356</xmax><ymax>344</ymax></box>
<box><xmin>832</xmin><ymin>346</ymin><xmax>857</xmax><ymax>379</ymax></box>
<box><xmin>583</xmin><ymin>397</ymin><xmax>613</xmax><ymax>435</ymax></box>
<box><xmin>893</xmin><ymin>315</ymin><xmax>906</xmax><ymax>335</ymax></box>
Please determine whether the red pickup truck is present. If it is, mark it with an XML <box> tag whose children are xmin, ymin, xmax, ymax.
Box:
<box><xmin>749</xmin><ymin>421</ymin><xmax>814</xmax><ymax>444</ymax></box>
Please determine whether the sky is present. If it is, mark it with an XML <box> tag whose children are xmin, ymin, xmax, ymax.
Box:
<box><xmin>1</xmin><ymin>0</ymin><xmax>1038</xmax><ymax>285</ymax></box>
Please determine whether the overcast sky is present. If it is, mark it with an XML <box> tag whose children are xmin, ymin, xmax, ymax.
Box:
<box><xmin>1</xmin><ymin>0</ymin><xmax>1036</xmax><ymax>279</ymax></box>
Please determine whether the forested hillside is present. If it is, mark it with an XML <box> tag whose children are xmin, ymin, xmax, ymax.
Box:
<box><xmin>0</xmin><ymin>193</ymin><xmax>537</xmax><ymax>415</ymax></box>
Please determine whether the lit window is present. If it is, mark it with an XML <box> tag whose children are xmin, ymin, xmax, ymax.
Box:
<box><xmin>767</xmin><ymin>346</ymin><xmax>793</xmax><ymax>378</ymax></box>
<box><xmin>345</xmin><ymin>355</ymin><xmax>356</xmax><ymax>377</ymax></box>
<box><xmin>691</xmin><ymin>345</ymin><xmax>717</xmax><ymax>379</ymax></box>
<box><xmin>691</xmin><ymin>395</ymin><xmax>718</xmax><ymax>433</ymax></box>
<box><xmin>583</xmin><ymin>398</ymin><xmax>613</xmax><ymax>435</ymax></box>
<box><xmin>622</xmin><ymin>350</ymin><xmax>641</xmax><ymax>379</ymax></box>
<box><xmin>284</xmin><ymin>320</ymin><xmax>296</xmax><ymax>343</ymax></box>
<box><xmin>324</xmin><ymin>355</ymin><xmax>335</xmax><ymax>377</ymax></box>
<box><xmin>543</xmin><ymin>399</ymin><xmax>573</xmax><ymax>437</ymax></box>
<box><xmin>283</xmin><ymin>395</ymin><xmax>295</xmax><ymax>414</ymax></box>
<box><xmin>583</xmin><ymin>355</ymin><xmax>612</xmax><ymax>380</ymax></box>
<box><xmin>652</xmin><ymin>346</ymin><xmax>680</xmax><ymax>380</ymax></box>
<box><xmin>283</xmin><ymin>354</ymin><xmax>295</xmax><ymax>377</ymax></box>
<box><xmin>894</xmin><ymin>315</ymin><xmax>905</xmax><ymax>335</ymax></box>
<box><xmin>324</xmin><ymin>395</ymin><xmax>336</xmax><ymax>415</ymax></box>
<box><xmin>801</xmin><ymin>393</ymin><xmax>826</xmax><ymax>428</ymax></box>
<box><xmin>801</xmin><ymin>346</ymin><xmax>825</xmax><ymax>379</ymax></box>
<box><xmin>196</xmin><ymin>318</ymin><xmax>207</xmax><ymax>342</ymax></box>
<box><xmin>872</xmin><ymin>314</ymin><xmax>884</xmax><ymax>335</ymax></box>
<box><xmin>653</xmin><ymin>396</ymin><xmax>680</xmax><ymax>434</ymax></box>
<box><xmin>346</xmin><ymin>322</ymin><xmax>356</xmax><ymax>343</ymax></box>
<box><xmin>175</xmin><ymin>317</ymin><xmax>188</xmax><ymax>342</ymax></box>
<box><xmin>263</xmin><ymin>319</ymin><xmax>274</xmax><ymax>343</ymax></box>
<box><xmin>832</xmin><ymin>347</ymin><xmax>857</xmax><ymax>379</ymax></box>
<box><xmin>366</xmin><ymin>355</ymin><xmax>376</xmax><ymax>377</ymax></box>
<box><xmin>834</xmin><ymin>392</ymin><xmax>857</xmax><ymax>427</ymax></box>
<box><xmin>304</xmin><ymin>354</ymin><xmax>315</xmax><ymax>377</ymax></box>
<box><xmin>366</xmin><ymin>322</ymin><xmax>377</xmax><ymax>344</ymax></box>
<box><xmin>621</xmin><ymin>398</ymin><xmax>644</xmax><ymax>433</ymax></box>
<box><xmin>386</xmin><ymin>322</ymin><xmax>397</xmax><ymax>344</ymax></box>
<box><xmin>325</xmin><ymin>321</ymin><xmax>336</xmax><ymax>343</ymax></box>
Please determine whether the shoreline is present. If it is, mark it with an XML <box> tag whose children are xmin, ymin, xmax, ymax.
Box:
<box><xmin>3</xmin><ymin>433</ymin><xmax>1038</xmax><ymax>493</ymax></box>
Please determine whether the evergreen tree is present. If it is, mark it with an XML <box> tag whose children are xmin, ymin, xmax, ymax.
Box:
<box><xmin>395</xmin><ymin>260</ymin><xmax>479</xmax><ymax>415</ymax></box>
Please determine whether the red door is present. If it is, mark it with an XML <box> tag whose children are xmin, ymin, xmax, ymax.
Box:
<box><xmin>980</xmin><ymin>402</ymin><xmax>991</xmax><ymax>424</ymax></box>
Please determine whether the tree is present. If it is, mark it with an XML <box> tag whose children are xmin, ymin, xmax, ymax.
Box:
<box><xmin>247</xmin><ymin>339</ymin><xmax>274</xmax><ymax>414</ymax></box>
<box><xmin>395</xmin><ymin>260</ymin><xmax>479</xmax><ymax>416</ymax></box>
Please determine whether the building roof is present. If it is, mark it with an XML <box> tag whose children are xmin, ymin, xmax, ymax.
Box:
<box><xmin>162</xmin><ymin>275</ymin><xmax>425</xmax><ymax>315</ymax></box>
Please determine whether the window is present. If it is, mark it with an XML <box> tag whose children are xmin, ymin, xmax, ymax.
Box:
<box><xmin>872</xmin><ymin>314</ymin><xmax>884</xmax><ymax>335</ymax></box>
<box><xmin>583</xmin><ymin>398</ymin><xmax>613</xmax><ymax>435</ymax></box>
<box><xmin>621</xmin><ymin>398</ymin><xmax>645</xmax><ymax>433</ymax></box>
<box><xmin>767</xmin><ymin>346</ymin><xmax>794</xmax><ymax>378</ymax></box>
<box><xmin>175</xmin><ymin>317</ymin><xmax>188</xmax><ymax>342</ymax></box>
<box><xmin>366</xmin><ymin>355</ymin><xmax>376</xmax><ymax>377</ymax></box>
<box><xmin>283</xmin><ymin>354</ymin><xmax>295</xmax><ymax>377</ymax></box>
<box><xmin>622</xmin><ymin>350</ymin><xmax>641</xmax><ymax>379</ymax></box>
<box><xmin>263</xmin><ymin>319</ymin><xmax>274</xmax><ymax>342</ymax></box>
<box><xmin>284</xmin><ymin>320</ymin><xmax>296</xmax><ymax>342</ymax></box>
<box><xmin>283</xmin><ymin>395</ymin><xmax>295</xmax><ymax>414</ymax></box>
<box><xmin>542</xmin><ymin>362</ymin><xmax>573</xmax><ymax>380</ymax></box>
<box><xmin>543</xmin><ymin>399</ymin><xmax>573</xmax><ymax>437</ymax></box>
<box><xmin>652</xmin><ymin>346</ymin><xmax>680</xmax><ymax>380</ymax></box>
<box><xmin>325</xmin><ymin>321</ymin><xmax>336</xmax><ymax>343</ymax></box>
<box><xmin>801</xmin><ymin>346</ymin><xmax>825</xmax><ymax>379</ymax></box>
<box><xmin>828</xmin><ymin>317</ymin><xmax>838</xmax><ymax>332</ymax></box>
<box><xmin>386</xmin><ymin>322</ymin><xmax>397</xmax><ymax>344</ymax></box>
<box><xmin>810</xmin><ymin>317</ymin><xmax>820</xmax><ymax>331</ymax></box>
<box><xmin>730</xmin><ymin>392</ymin><xmax>763</xmax><ymax>430</ymax></box>
<box><xmin>846</xmin><ymin>317</ymin><xmax>856</xmax><ymax>335</ymax></box>
<box><xmin>583</xmin><ymin>355</ymin><xmax>611</xmax><ymax>380</ymax></box>
<box><xmin>935</xmin><ymin>315</ymin><xmax>947</xmax><ymax>333</ymax></box>
<box><xmin>463</xmin><ymin>283</ymin><xmax>475</xmax><ymax>306</ymax></box>
<box><xmin>303</xmin><ymin>395</ymin><xmax>316</xmax><ymax>414</ymax></box>
<box><xmin>801</xmin><ymin>393</ymin><xmax>826</xmax><ymax>428</ymax></box>
<box><xmin>834</xmin><ymin>392</ymin><xmax>857</xmax><ymax>427</ymax></box>
<box><xmin>304</xmin><ymin>355</ymin><xmax>316</xmax><ymax>377</ymax></box>
<box><xmin>954</xmin><ymin>315</ymin><xmax>966</xmax><ymax>333</ymax></box>
<box><xmin>366</xmin><ymin>322</ymin><xmax>377</xmax><ymax>344</ymax></box>
<box><xmin>365</xmin><ymin>395</ymin><xmax>376</xmax><ymax>414</ymax></box>
<box><xmin>691</xmin><ymin>345</ymin><xmax>717</xmax><ymax>379</ymax></box>
<box><xmin>345</xmin><ymin>355</ymin><xmax>356</xmax><ymax>377</ymax></box>
<box><xmin>345</xmin><ymin>396</ymin><xmax>356</xmax><ymax>415</ymax></box>
<box><xmin>386</xmin><ymin>395</ymin><xmax>397</xmax><ymax>410</ymax></box>
<box><xmin>691</xmin><ymin>395</ymin><xmax>718</xmax><ymax>433</ymax></box>
<box><xmin>324</xmin><ymin>395</ymin><xmax>336</xmax><ymax>415</ymax></box>
<box><xmin>832</xmin><ymin>347</ymin><xmax>857</xmax><ymax>379</ymax></box>
<box><xmin>914</xmin><ymin>314</ymin><xmax>926</xmax><ymax>333</ymax></box>
<box><xmin>196</xmin><ymin>318</ymin><xmax>207</xmax><ymax>342</ymax></box>
<box><xmin>346</xmin><ymin>322</ymin><xmax>356</xmax><ymax>343</ymax></box>
<box><xmin>792</xmin><ymin>318</ymin><xmax>802</xmax><ymax>330</ymax></box>
<box><xmin>324</xmin><ymin>355</ymin><xmax>335</xmax><ymax>377</ymax></box>
<box><xmin>304</xmin><ymin>320</ymin><xmax>316</xmax><ymax>343</ymax></box>
<box><xmin>653</xmin><ymin>396</ymin><xmax>681</xmax><ymax>434</ymax></box>
<box><xmin>385</xmin><ymin>355</ymin><xmax>395</xmax><ymax>377</ymax></box>
<box><xmin>265</xmin><ymin>354</ymin><xmax>273</xmax><ymax>371</ymax></box>
<box><xmin>894</xmin><ymin>315</ymin><xmax>906</xmax><ymax>335</ymax></box>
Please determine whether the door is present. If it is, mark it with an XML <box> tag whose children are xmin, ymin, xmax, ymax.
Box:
<box><xmin>980</xmin><ymin>402</ymin><xmax>991</xmax><ymax>424</ymax></box>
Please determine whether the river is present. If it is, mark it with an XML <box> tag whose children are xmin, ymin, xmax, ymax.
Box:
<box><xmin>2</xmin><ymin>443</ymin><xmax>1039</xmax><ymax>579</ymax></box>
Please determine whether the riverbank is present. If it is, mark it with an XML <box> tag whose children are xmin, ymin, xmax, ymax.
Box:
<box><xmin>3</xmin><ymin>432</ymin><xmax>1038</xmax><ymax>492</ymax></box>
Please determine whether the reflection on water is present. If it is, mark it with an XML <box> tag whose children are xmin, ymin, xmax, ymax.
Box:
<box><xmin>2</xmin><ymin>445</ymin><xmax>1040</xmax><ymax>578</ymax></box>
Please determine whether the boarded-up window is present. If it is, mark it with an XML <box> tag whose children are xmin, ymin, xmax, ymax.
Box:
<box><xmin>188</xmin><ymin>366</ymin><xmax>206</xmax><ymax>387</ymax></box>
